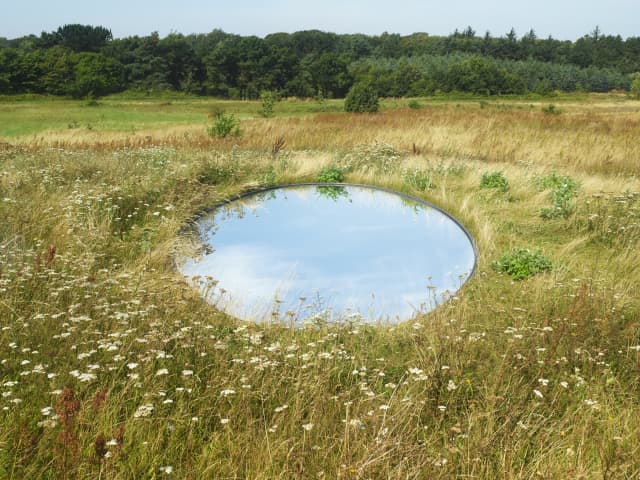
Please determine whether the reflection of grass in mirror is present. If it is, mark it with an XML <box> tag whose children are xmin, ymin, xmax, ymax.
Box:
<box><xmin>316</xmin><ymin>185</ymin><xmax>349</xmax><ymax>201</ymax></box>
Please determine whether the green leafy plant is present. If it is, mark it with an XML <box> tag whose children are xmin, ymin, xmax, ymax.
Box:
<box><xmin>403</xmin><ymin>168</ymin><xmax>433</xmax><ymax>191</ymax></box>
<box><xmin>630</xmin><ymin>73</ymin><xmax>640</xmax><ymax>99</ymax></box>
<box><xmin>539</xmin><ymin>172</ymin><xmax>579</xmax><ymax>219</ymax></box>
<box><xmin>208</xmin><ymin>111</ymin><xmax>241</xmax><ymax>138</ymax></box>
<box><xmin>480</xmin><ymin>171</ymin><xmax>509</xmax><ymax>192</ymax></box>
<box><xmin>541</xmin><ymin>104</ymin><xmax>561</xmax><ymax>115</ymax></box>
<box><xmin>318</xmin><ymin>165</ymin><xmax>345</xmax><ymax>183</ymax></box>
<box><xmin>408</xmin><ymin>99</ymin><xmax>422</xmax><ymax>110</ymax></box>
<box><xmin>492</xmin><ymin>248</ymin><xmax>553</xmax><ymax>280</ymax></box>
<box><xmin>259</xmin><ymin>90</ymin><xmax>278</xmax><ymax>118</ymax></box>
<box><xmin>344</xmin><ymin>83</ymin><xmax>379</xmax><ymax>113</ymax></box>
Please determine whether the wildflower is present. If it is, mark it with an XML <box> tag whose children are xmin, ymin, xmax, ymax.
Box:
<box><xmin>133</xmin><ymin>403</ymin><xmax>154</xmax><ymax>418</ymax></box>
<box><xmin>181</xmin><ymin>370</ymin><xmax>193</xmax><ymax>376</ymax></box>
<box><xmin>302</xmin><ymin>423</ymin><xmax>314</xmax><ymax>431</ymax></box>
<box><xmin>274</xmin><ymin>404</ymin><xmax>288</xmax><ymax>413</ymax></box>
<box><xmin>220</xmin><ymin>389</ymin><xmax>236</xmax><ymax>397</ymax></box>
<box><xmin>127</xmin><ymin>363</ymin><xmax>138</xmax><ymax>370</ymax></box>
<box><xmin>159</xmin><ymin>466</ymin><xmax>173</xmax><ymax>474</ymax></box>
<box><xmin>220</xmin><ymin>418</ymin><xmax>230</xmax><ymax>425</ymax></box>
<box><xmin>560</xmin><ymin>381</ymin><xmax>569</xmax><ymax>388</ymax></box>
<box><xmin>533</xmin><ymin>389</ymin><xmax>544</xmax><ymax>399</ymax></box>
<box><xmin>155</xmin><ymin>368</ymin><xmax>169</xmax><ymax>376</ymax></box>
<box><xmin>447</xmin><ymin>380</ymin><xmax>457</xmax><ymax>391</ymax></box>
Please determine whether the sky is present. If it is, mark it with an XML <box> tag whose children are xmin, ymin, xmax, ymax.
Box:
<box><xmin>2</xmin><ymin>0</ymin><xmax>638</xmax><ymax>41</ymax></box>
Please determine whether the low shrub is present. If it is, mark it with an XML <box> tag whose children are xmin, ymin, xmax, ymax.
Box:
<box><xmin>345</xmin><ymin>83</ymin><xmax>379</xmax><ymax>113</ymax></box>
<box><xmin>208</xmin><ymin>111</ymin><xmax>241</xmax><ymax>138</ymax></box>
<box><xmin>318</xmin><ymin>166</ymin><xmax>345</xmax><ymax>183</ymax></box>
<box><xmin>480</xmin><ymin>171</ymin><xmax>509</xmax><ymax>192</ymax></box>
<box><xmin>492</xmin><ymin>248</ymin><xmax>553</xmax><ymax>280</ymax></box>
<box><xmin>538</xmin><ymin>172</ymin><xmax>579</xmax><ymax>219</ymax></box>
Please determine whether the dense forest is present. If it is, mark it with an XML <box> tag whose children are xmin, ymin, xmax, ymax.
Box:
<box><xmin>1</xmin><ymin>24</ymin><xmax>639</xmax><ymax>98</ymax></box>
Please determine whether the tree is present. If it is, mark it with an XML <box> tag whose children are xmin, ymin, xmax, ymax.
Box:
<box><xmin>53</xmin><ymin>24</ymin><xmax>113</xmax><ymax>52</ymax></box>
<box><xmin>70</xmin><ymin>53</ymin><xmax>123</xmax><ymax>97</ymax></box>
<box><xmin>631</xmin><ymin>73</ymin><xmax>640</xmax><ymax>98</ymax></box>
<box><xmin>344</xmin><ymin>82</ymin><xmax>379</xmax><ymax>112</ymax></box>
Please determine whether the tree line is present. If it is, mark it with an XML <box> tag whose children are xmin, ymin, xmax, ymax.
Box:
<box><xmin>0</xmin><ymin>24</ymin><xmax>638</xmax><ymax>99</ymax></box>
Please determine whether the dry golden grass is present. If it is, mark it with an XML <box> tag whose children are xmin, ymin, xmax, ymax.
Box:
<box><xmin>11</xmin><ymin>101</ymin><xmax>640</xmax><ymax>177</ymax></box>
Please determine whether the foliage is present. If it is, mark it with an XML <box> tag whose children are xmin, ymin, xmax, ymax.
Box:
<box><xmin>259</xmin><ymin>90</ymin><xmax>278</xmax><ymax>117</ymax></box>
<box><xmin>317</xmin><ymin>165</ymin><xmax>345</xmax><ymax>183</ymax></box>
<box><xmin>407</xmin><ymin>99</ymin><xmax>422</xmax><ymax>109</ymax></box>
<box><xmin>631</xmin><ymin>73</ymin><xmax>640</xmax><ymax>99</ymax></box>
<box><xmin>403</xmin><ymin>167</ymin><xmax>433</xmax><ymax>191</ymax></box>
<box><xmin>480</xmin><ymin>171</ymin><xmax>509</xmax><ymax>192</ymax></box>
<box><xmin>344</xmin><ymin>82</ymin><xmax>379</xmax><ymax>112</ymax></box>
<box><xmin>492</xmin><ymin>248</ymin><xmax>553</xmax><ymax>280</ymax></box>
<box><xmin>207</xmin><ymin>111</ymin><xmax>241</xmax><ymax>138</ymax></box>
<box><xmin>541</xmin><ymin>104</ymin><xmax>562</xmax><ymax>115</ymax></box>
<box><xmin>1</xmin><ymin>26</ymin><xmax>638</xmax><ymax>98</ymax></box>
<box><xmin>538</xmin><ymin>172</ymin><xmax>579</xmax><ymax>219</ymax></box>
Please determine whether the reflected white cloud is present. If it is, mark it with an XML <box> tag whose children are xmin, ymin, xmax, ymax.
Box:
<box><xmin>178</xmin><ymin>185</ymin><xmax>476</xmax><ymax>324</ymax></box>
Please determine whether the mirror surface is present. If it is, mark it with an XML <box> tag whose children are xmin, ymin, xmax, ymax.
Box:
<box><xmin>178</xmin><ymin>185</ymin><xmax>476</xmax><ymax>324</ymax></box>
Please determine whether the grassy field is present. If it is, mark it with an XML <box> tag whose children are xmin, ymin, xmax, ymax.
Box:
<box><xmin>1</xmin><ymin>93</ymin><xmax>640</xmax><ymax>479</ymax></box>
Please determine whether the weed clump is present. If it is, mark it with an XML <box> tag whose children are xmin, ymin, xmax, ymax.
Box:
<box><xmin>541</xmin><ymin>104</ymin><xmax>561</xmax><ymax>115</ymax></box>
<box><xmin>208</xmin><ymin>110</ymin><xmax>241</xmax><ymax>138</ymax></box>
<box><xmin>480</xmin><ymin>171</ymin><xmax>509</xmax><ymax>192</ymax></box>
<box><xmin>318</xmin><ymin>165</ymin><xmax>345</xmax><ymax>183</ymax></box>
<box><xmin>403</xmin><ymin>167</ymin><xmax>433</xmax><ymax>191</ymax></box>
<box><xmin>538</xmin><ymin>171</ymin><xmax>579</xmax><ymax>219</ymax></box>
<box><xmin>492</xmin><ymin>248</ymin><xmax>553</xmax><ymax>280</ymax></box>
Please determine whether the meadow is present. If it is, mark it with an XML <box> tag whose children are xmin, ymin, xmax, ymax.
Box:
<box><xmin>1</xmin><ymin>93</ymin><xmax>639</xmax><ymax>479</ymax></box>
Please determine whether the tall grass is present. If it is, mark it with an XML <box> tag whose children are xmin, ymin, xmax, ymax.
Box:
<box><xmin>0</xmin><ymin>95</ymin><xmax>639</xmax><ymax>478</ymax></box>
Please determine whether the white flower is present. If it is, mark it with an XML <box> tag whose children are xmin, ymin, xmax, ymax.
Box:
<box><xmin>127</xmin><ymin>363</ymin><xmax>138</xmax><ymax>370</ymax></box>
<box><xmin>133</xmin><ymin>403</ymin><xmax>154</xmax><ymax>418</ymax></box>
<box><xmin>302</xmin><ymin>423</ymin><xmax>314</xmax><ymax>431</ymax></box>
<box><xmin>159</xmin><ymin>465</ymin><xmax>173</xmax><ymax>474</ymax></box>
<box><xmin>274</xmin><ymin>404</ymin><xmax>288</xmax><ymax>413</ymax></box>
<box><xmin>533</xmin><ymin>389</ymin><xmax>544</xmax><ymax>399</ymax></box>
<box><xmin>446</xmin><ymin>380</ymin><xmax>457</xmax><ymax>391</ymax></box>
<box><xmin>220</xmin><ymin>389</ymin><xmax>236</xmax><ymax>397</ymax></box>
<box><xmin>181</xmin><ymin>370</ymin><xmax>193</xmax><ymax>377</ymax></box>
<box><xmin>220</xmin><ymin>418</ymin><xmax>230</xmax><ymax>425</ymax></box>
<box><xmin>155</xmin><ymin>368</ymin><xmax>169</xmax><ymax>376</ymax></box>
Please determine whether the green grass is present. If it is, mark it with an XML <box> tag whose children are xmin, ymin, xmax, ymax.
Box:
<box><xmin>1</xmin><ymin>95</ymin><xmax>639</xmax><ymax>478</ymax></box>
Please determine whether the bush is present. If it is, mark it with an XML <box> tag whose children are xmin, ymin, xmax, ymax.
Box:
<box><xmin>318</xmin><ymin>166</ymin><xmax>345</xmax><ymax>183</ymax></box>
<box><xmin>480</xmin><ymin>171</ymin><xmax>509</xmax><ymax>192</ymax></box>
<box><xmin>538</xmin><ymin>172</ymin><xmax>579</xmax><ymax>219</ymax></box>
<box><xmin>259</xmin><ymin>90</ymin><xmax>277</xmax><ymax>118</ymax></box>
<box><xmin>541</xmin><ymin>104</ymin><xmax>561</xmax><ymax>115</ymax></box>
<box><xmin>344</xmin><ymin>83</ymin><xmax>379</xmax><ymax>113</ymax></box>
<box><xmin>208</xmin><ymin>111</ymin><xmax>241</xmax><ymax>138</ymax></box>
<box><xmin>408</xmin><ymin>99</ymin><xmax>422</xmax><ymax>109</ymax></box>
<box><xmin>630</xmin><ymin>73</ymin><xmax>640</xmax><ymax>99</ymax></box>
<box><xmin>492</xmin><ymin>248</ymin><xmax>553</xmax><ymax>280</ymax></box>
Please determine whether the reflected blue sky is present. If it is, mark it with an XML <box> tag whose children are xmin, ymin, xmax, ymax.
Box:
<box><xmin>179</xmin><ymin>186</ymin><xmax>476</xmax><ymax>324</ymax></box>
